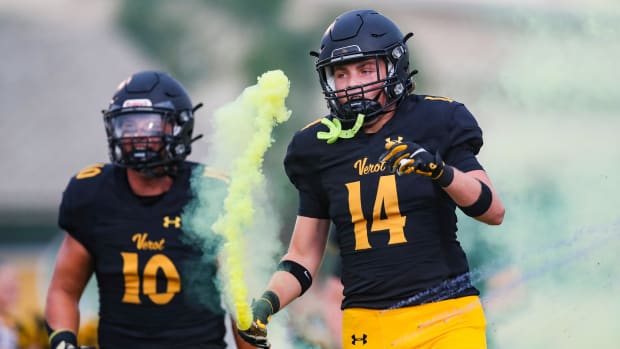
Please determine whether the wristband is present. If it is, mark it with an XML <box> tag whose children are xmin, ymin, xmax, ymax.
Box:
<box><xmin>253</xmin><ymin>290</ymin><xmax>281</xmax><ymax>325</ymax></box>
<box><xmin>49</xmin><ymin>329</ymin><xmax>77</xmax><ymax>349</ymax></box>
<box><xmin>434</xmin><ymin>164</ymin><xmax>454</xmax><ymax>187</ymax></box>
<box><xmin>259</xmin><ymin>290</ymin><xmax>280</xmax><ymax>314</ymax></box>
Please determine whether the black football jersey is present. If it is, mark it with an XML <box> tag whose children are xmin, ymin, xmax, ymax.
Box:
<box><xmin>58</xmin><ymin>162</ymin><xmax>228</xmax><ymax>349</ymax></box>
<box><xmin>284</xmin><ymin>95</ymin><xmax>484</xmax><ymax>309</ymax></box>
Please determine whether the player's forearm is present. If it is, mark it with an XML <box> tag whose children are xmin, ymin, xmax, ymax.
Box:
<box><xmin>442</xmin><ymin>168</ymin><xmax>482</xmax><ymax>205</ymax></box>
<box><xmin>264</xmin><ymin>216</ymin><xmax>328</xmax><ymax>308</ymax></box>
<box><xmin>265</xmin><ymin>270</ymin><xmax>307</xmax><ymax>309</ymax></box>
<box><xmin>45</xmin><ymin>288</ymin><xmax>81</xmax><ymax>333</ymax></box>
<box><xmin>443</xmin><ymin>168</ymin><xmax>505</xmax><ymax>225</ymax></box>
<box><xmin>242</xmin><ymin>215</ymin><xmax>328</xmax><ymax>339</ymax></box>
<box><xmin>261</xmin><ymin>250</ymin><xmax>324</xmax><ymax>312</ymax></box>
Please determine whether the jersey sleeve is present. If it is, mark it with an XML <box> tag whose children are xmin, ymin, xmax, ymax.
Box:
<box><xmin>58</xmin><ymin>169</ymin><xmax>101</xmax><ymax>253</ymax></box>
<box><xmin>444</xmin><ymin>104</ymin><xmax>484</xmax><ymax>173</ymax></box>
<box><xmin>58</xmin><ymin>164</ymin><xmax>113</xmax><ymax>251</ymax></box>
<box><xmin>283</xmin><ymin>132</ymin><xmax>330</xmax><ymax>218</ymax></box>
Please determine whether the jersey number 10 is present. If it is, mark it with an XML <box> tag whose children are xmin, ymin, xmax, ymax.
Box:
<box><xmin>120</xmin><ymin>252</ymin><xmax>181</xmax><ymax>305</ymax></box>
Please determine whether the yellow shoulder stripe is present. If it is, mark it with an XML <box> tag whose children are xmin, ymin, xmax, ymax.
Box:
<box><xmin>301</xmin><ymin>117</ymin><xmax>324</xmax><ymax>131</ymax></box>
<box><xmin>76</xmin><ymin>163</ymin><xmax>105</xmax><ymax>179</ymax></box>
<box><xmin>424</xmin><ymin>96</ymin><xmax>454</xmax><ymax>103</ymax></box>
<box><xmin>202</xmin><ymin>166</ymin><xmax>230</xmax><ymax>183</ymax></box>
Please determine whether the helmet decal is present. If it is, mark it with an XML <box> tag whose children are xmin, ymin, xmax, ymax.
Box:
<box><xmin>122</xmin><ymin>99</ymin><xmax>153</xmax><ymax>108</ymax></box>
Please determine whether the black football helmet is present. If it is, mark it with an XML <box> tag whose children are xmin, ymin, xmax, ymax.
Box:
<box><xmin>102</xmin><ymin>71</ymin><xmax>202</xmax><ymax>177</ymax></box>
<box><xmin>311</xmin><ymin>9</ymin><xmax>416</xmax><ymax>125</ymax></box>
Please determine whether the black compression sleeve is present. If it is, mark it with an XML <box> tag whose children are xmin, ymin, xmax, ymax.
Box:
<box><xmin>277</xmin><ymin>260</ymin><xmax>313</xmax><ymax>296</ymax></box>
<box><xmin>459</xmin><ymin>179</ymin><xmax>492</xmax><ymax>217</ymax></box>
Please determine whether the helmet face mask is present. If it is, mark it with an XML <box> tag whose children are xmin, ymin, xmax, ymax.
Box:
<box><xmin>102</xmin><ymin>71</ymin><xmax>199</xmax><ymax>177</ymax></box>
<box><xmin>313</xmin><ymin>10</ymin><xmax>415</xmax><ymax>125</ymax></box>
<box><xmin>321</xmin><ymin>56</ymin><xmax>393</xmax><ymax>124</ymax></box>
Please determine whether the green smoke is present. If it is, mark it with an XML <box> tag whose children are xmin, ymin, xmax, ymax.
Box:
<box><xmin>459</xmin><ymin>7</ymin><xmax>620</xmax><ymax>348</ymax></box>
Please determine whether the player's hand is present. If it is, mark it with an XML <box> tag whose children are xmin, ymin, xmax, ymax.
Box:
<box><xmin>237</xmin><ymin>297</ymin><xmax>275</xmax><ymax>348</ymax></box>
<box><xmin>48</xmin><ymin>327</ymin><xmax>96</xmax><ymax>349</ymax></box>
<box><xmin>51</xmin><ymin>341</ymin><xmax>94</xmax><ymax>349</ymax></box>
<box><xmin>52</xmin><ymin>343</ymin><xmax>76</xmax><ymax>349</ymax></box>
<box><xmin>237</xmin><ymin>320</ymin><xmax>271</xmax><ymax>348</ymax></box>
<box><xmin>379</xmin><ymin>140</ymin><xmax>444</xmax><ymax>178</ymax></box>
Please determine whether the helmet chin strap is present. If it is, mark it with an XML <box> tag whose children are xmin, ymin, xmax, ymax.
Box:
<box><xmin>137</xmin><ymin>166</ymin><xmax>170</xmax><ymax>178</ymax></box>
<box><xmin>132</xmin><ymin>162</ymin><xmax>176</xmax><ymax>178</ymax></box>
<box><xmin>341</xmin><ymin>87</ymin><xmax>387</xmax><ymax>122</ymax></box>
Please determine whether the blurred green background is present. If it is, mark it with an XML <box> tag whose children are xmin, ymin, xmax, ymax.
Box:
<box><xmin>1</xmin><ymin>0</ymin><xmax>618</xmax><ymax>348</ymax></box>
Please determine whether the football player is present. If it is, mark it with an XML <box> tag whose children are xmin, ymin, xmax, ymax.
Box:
<box><xmin>45</xmin><ymin>71</ymin><xmax>254</xmax><ymax>349</ymax></box>
<box><xmin>238</xmin><ymin>9</ymin><xmax>505</xmax><ymax>349</ymax></box>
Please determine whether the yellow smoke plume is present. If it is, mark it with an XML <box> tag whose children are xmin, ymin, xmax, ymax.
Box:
<box><xmin>209</xmin><ymin>70</ymin><xmax>291</xmax><ymax>330</ymax></box>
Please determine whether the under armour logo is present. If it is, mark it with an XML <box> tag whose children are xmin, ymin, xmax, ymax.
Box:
<box><xmin>351</xmin><ymin>334</ymin><xmax>368</xmax><ymax>345</ymax></box>
<box><xmin>385</xmin><ymin>136</ymin><xmax>403</xmax><ymax>145</ymax></box>
<box><xmin>163</xmin><ymin>216</ymin><xmax>181</xmax><ymax>228</ymax></box>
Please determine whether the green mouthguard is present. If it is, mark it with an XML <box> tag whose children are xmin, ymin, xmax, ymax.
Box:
<box><xmin>316</xmin><ymin>113</ymin><xmax>365</xmax><ymax>144</ymax></box>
